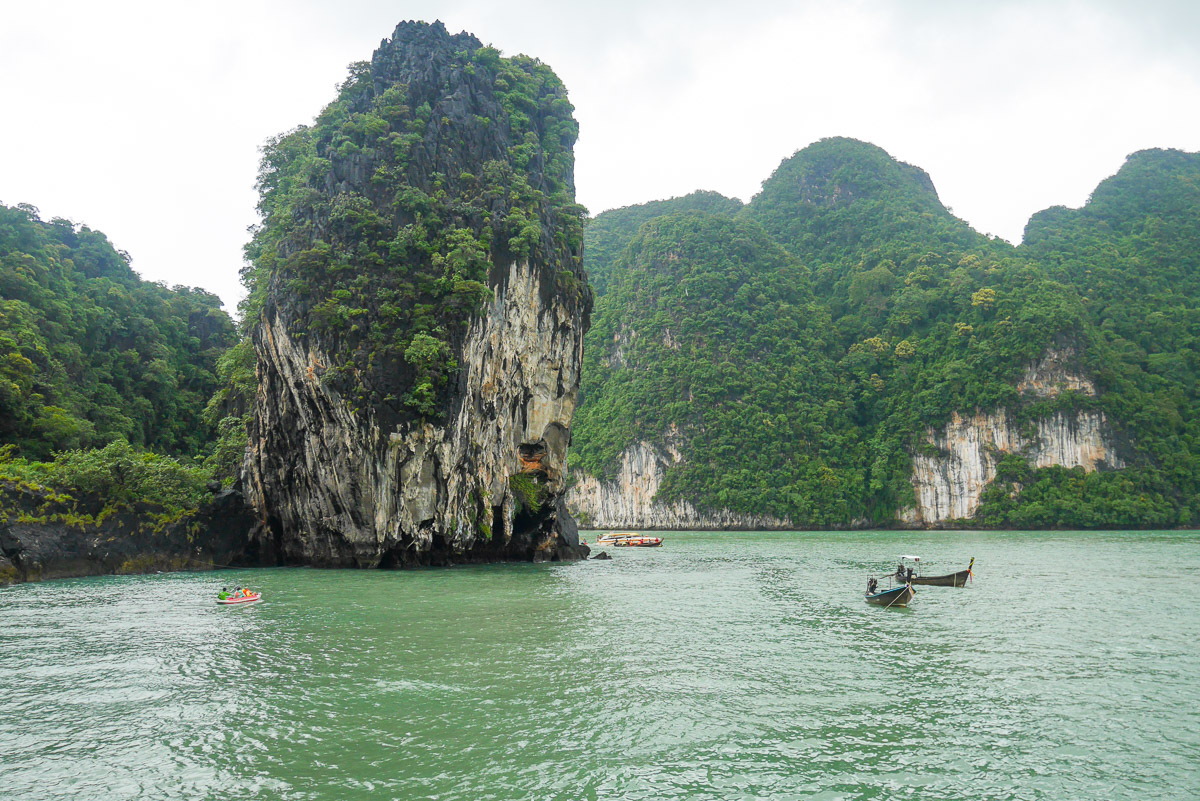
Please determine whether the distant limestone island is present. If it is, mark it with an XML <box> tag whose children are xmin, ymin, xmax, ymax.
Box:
<box><xmin>3</xmin><ymin>21</ymin><xmax>1200</xmax><ymax>585</ymax></box>
<box><xmin>567</xmin><ymin>139</ymin><xmax>1200</xmax><ymax>532</ymax></box>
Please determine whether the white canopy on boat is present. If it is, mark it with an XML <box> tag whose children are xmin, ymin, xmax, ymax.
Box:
<box><xmin>899</xmin><ymin>555</ymin><xmax>921</xmax><ymax>561</ymax></box>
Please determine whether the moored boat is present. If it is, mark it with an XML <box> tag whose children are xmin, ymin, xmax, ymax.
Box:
<box><xmin>865</xmin><ymin>579</ymin><xmax>914</xmax><ymax>608</ymax></box>
<box><xmin>896</xmin><ymin>556</ymin><xmax>974</xmax><ymax>587</ymax></box>
<box><xmin>593</xmin><ymin>532</ymin><xmax>633</xmax><ymax>545</ymax></box>
<box><xmin>613</xmin><ymin>535</ymin><xmax>662</xmax><ymax>547</ymax></box>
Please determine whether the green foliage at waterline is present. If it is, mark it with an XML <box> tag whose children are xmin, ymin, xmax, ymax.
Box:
<box><xmin>0</xmin><ymin>440</ymin><xmax>212</xmax><ymax>526</ymax></box>
<box><xmin>574</xmin><ymin>139</ymin><xmax>1200</xmax><ymax>528</ymax></box>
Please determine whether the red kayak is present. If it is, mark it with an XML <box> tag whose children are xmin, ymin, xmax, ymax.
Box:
<box><xmin>216</xmin><ymin>592</ymin><xmax>261</xmax><ymax>605</ymax></box>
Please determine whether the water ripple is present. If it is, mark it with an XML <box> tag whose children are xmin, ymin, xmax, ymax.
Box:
<box><xmin>1</xmin><ymin>532</ymin><xmax>1198</xmax><ymax>800</ymax></box>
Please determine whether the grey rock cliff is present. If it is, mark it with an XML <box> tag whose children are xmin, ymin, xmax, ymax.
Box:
<box><xmin>897</xmin><ymin>408</ymin><xmax>1123</xmax><ymax>525</ymax></box>
<box><xmin>243</xmin><ymin>22</ymin><xmax>591</xmax><ymax>566</ymax></box>
<box><xmin>567</xmin><ymin>440</ymin><xmax>792</xmax><ymax>530</ymax></box>
<box><xmin>246</xmin><ymin>261</ymin><xmax>588</xmax><ymax>565</ymax></box>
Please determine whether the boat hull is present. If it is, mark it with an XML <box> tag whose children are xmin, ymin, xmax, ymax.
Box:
<box><xmin>216</xmin><ymin>593</ymin><xmax>261</xmax><ymax>605</ymax></box>
<box><xmin>866</xmin><ymin>584</ymin><xmax>914</xmax><ymax>608</ymax></box>
<box><xmin>904</xmin><ymin>559</ymin><xmax>973</xmax><ymax>587</ymax></box>
<box><xmin>911</xmin><ymin>569</ymin><xmax>971</xmax><ymax>587</ymax></box>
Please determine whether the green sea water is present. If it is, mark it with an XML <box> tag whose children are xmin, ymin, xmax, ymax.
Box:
<box><xmin>2</xmin><ymin>530</ymin><xmax>1198</xmax><ymax>800</ymax></box>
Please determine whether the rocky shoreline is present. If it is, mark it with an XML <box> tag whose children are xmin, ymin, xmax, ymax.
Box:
<box><xmin>0</xmin><ymin>480</ymin><xmax>260</xmax><ymax>587</ymax></box>
<box><xmin>0</xmin><ymin>479</ymin><xmax>590</xmax><ymax>587</ymax></box>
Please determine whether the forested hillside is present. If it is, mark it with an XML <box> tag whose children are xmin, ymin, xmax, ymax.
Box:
<box><xmin>0</xmin><ymin>202</ymin><xmax>239</xmax><ymax>527</ymax></box>
<box><xmin>572</xmin><ymin>140</ymin><xmax>1200</xmax><ymax>528</ymax></box>
<box><xmin>0</xmin><ymin>203</ymin><xmax>235</xmax><ymax>459</ymax></box>
<box><xmin>571</xmin><ymin>212</ymin><xmax>858</xmax><ymax>523</ymax></box>
<box><xmin>583</xmin><ymin>190</ymin><xmax>742</xmax><ymax>297</ymax></box>
<box><xmin>995</xmin><ymin>147</ymin><xmax>1200</xmax><ymax>526</ymax></box>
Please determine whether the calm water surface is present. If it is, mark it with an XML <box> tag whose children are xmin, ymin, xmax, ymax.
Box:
<box><xmin>2</xmin><ymin>530</ymin><xmax>1198</xmax><ymax>800</ymax></box>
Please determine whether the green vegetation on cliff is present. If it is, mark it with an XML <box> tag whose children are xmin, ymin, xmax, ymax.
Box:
<box><xmin>572</xmin><ymin>212</ymin><xmax>860</xmax><ymax>523</ymax></box>
<box><xmin>0</xmin><ymin>440</ymin><xmax>212</xmax><ymax>526</ymax></box>
<box><xmin>993</xmin><ymin>147</ymin><xmax>1200</xmax><ymax>526</ymax></box>
<box><xmin>574</xmin><ymin>139</ymin><xmax>1200</xmax><ymax>527</ymax></box>
<box><xmin>242</xmin><ymin>21</ymin><xmax>587</xmax><ymax>425</ymax></box>
<box><xmin>0</xmin><ymin>202</ymin><xmax>239</xmax><ymax>527</ymax></box>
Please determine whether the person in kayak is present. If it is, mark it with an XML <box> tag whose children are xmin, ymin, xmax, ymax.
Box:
<box><xmin>218</xmin><ymin>588</ymin><xmax>230</xmax><ymax>600</ymax></box>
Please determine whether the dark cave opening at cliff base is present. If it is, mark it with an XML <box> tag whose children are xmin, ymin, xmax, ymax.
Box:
<box><xmin>373</xmin><ymin>515</ymin><xmax>518</xmax><ymax>568</ymax></box>
<box><xmin>491</xmin><ymin>504</ymin><xmax>507</xmax><ymax>550</ymax></box>
<box><xmin>377</xmin><ymin>532</ymin><xmax>420</xmax><ymax>569</ymax></box>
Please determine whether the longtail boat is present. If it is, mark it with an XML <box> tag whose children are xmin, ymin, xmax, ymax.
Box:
<box><xmin>895</xmin><ymin>556</ymin><xmax>974</xmax><ymax>587</ymax></box>
<box><xmin>865</xmin><ymin>581</ymin><xmax>914</xmax><ymax>608</ymax></box>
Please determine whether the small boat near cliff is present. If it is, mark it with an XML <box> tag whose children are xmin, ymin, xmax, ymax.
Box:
<box><xmin>593</xmin><ymin>532</ymin><xmax>664</xmax><ymax>547</ymax></box>
<box><xmin>895</xmin><ymin>556</ymin><xmax>974</xmax><ymax>587</ymax></box>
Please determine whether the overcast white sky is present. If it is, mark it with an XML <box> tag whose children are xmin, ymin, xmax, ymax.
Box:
<box><xmin>3</xmin><ymin>0</ymin><xmax>1199</xmax><ymax>313</ymax></box>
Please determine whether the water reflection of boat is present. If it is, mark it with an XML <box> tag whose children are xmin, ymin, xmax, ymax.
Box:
<box><xmin>895</xmin><ymin>556</ymin><xmax>974</xmax><ymax>587</ymax></box>
<box><xmin>593</xmin><ymin>532</ymin><xmax>664</xmax><ymax>547</ymax></box>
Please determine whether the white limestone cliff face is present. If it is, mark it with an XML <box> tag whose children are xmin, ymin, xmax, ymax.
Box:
<box><xmin>566</xmin><ymin>437</ymin><xmax>792</xmax><ymax>530</ymax></box>
<box><xmin>568</xmin><ymin>347</ymin><xmax>1124</xmax><ymax>531</ymax></box>
<box><xmin>899</xmin><ymin>350</ymin><xmax>1123</xmax><ymax>525</ymax></box>
<box><xmin>898</xmin><ymin>409</ymin><xmax>1123</xmax><ymax>524</ymax></box>
<box><xmin>244</xmin><ymin>261</ymin><xmax>587</xmax><ymax>566</ymax></box>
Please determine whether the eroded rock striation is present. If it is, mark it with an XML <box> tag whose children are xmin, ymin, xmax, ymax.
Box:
<box><xmin>898</xmin><ymin>409</ymin><xmax>1123</xmax><ymax>525</ymax></box>
<box><xmin>898</xmin><ymin>351</ymin><xmax>1124</xmax><ymax>525</ymax></box>
<box><xmin>243</xmin><ymin>21</ymin><xmax>591</xmax><ymax>566</ymax></box>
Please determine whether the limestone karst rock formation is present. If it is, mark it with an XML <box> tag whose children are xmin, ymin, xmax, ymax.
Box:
<box><xmin>242</xmin><ymin>21</ymin><xmax>591</xmax><ymax>565</ymax></box>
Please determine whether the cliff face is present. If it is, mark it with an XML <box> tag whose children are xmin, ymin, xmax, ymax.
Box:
<box><xmin>899</xmin><ymin>350</ymin><xmax>1124</xmax><ymax>525</ymax></box>
<box><xmin>567</xmin><ymin>440</ymin><xmax>792</xmax><ymax>530</ymax></box>
<box><xmin>569</xmin><ymin>400</ymin><xmax>1123</xmax><ymax>530</ymax></box>
<box><xmin>243</xmin><ymin>22</ymin><xmax>590</xmax><ymax>566</ymax></box>
<box><xmin>247</xmin><ymin>261</ymin><xmax>586</xmax><ymax>564</ymax></box>
<box><xmin>899</xmin><ymin>409</ymin><xmax>1122</xmax><ymax>525</ymax></box>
